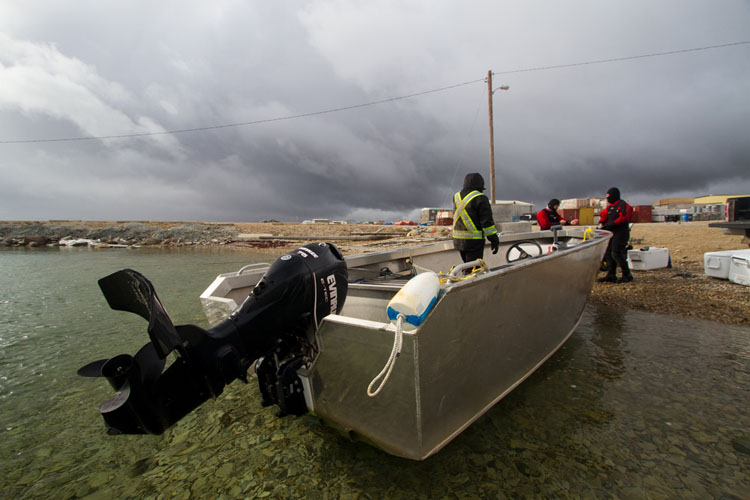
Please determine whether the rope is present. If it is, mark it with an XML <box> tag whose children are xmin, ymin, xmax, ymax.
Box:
<box><xmin>366</xmin><ymin>256</ymin><xmax>487</xmax><ymax>397</ymax></box>
<box><xmin>366</xmin><ymin>314</ymin><xmax>404</xmax><ymax>397</ymax></box>
<box><xmin>583</xmin><ymin>227</ymin><xmax>596</xmax><ymax>241</ymax></box>
<box><xmin>439</xmin><ymin>259</ymin><xmax>488</xmax><ymax>283</ymax></box>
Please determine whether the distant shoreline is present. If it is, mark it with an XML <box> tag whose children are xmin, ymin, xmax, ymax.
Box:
<box><xmin>0</xmin><ymin>220</ymin><xmax>439</xmax><ymax>252</ymax></box>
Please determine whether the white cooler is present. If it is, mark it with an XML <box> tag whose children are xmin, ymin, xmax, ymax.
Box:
<box><xmin>704</xmin><ymin>249</ymin><xmax>750</xmax><ymax>279</ymax></box>
<box><xmin>627</xmin><ymin>248</ymin><xmax>670</xmax><ymax>270</ymax></box>
<box><xmin>729</xmin><ymin>253</ymin><xmax>750</xmax><ymax>286</ymax></box>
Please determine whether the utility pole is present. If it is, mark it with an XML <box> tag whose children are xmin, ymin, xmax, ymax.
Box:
<box><xmin>487</xmin><ymin>70</ymin><xmax>509</xmax><ymax>205</ymax></box>
<box><xmin>487</xmin><ymin>70</ymin><xmax>495</xmax><ymax>205</ymax></box>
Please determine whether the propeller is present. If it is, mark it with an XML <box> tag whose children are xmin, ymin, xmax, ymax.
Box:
<box><xmin>76</xmin><ymin>343</ymin><xmax>165</xmax><ymax>387</ymax></box>
<box><xmin>77</xmin><ymin>359</ymin><xmax>108</xmax><ymax>377</ymax></box>
<box><xmin>76</xmin><ymin>342</ymin><xmax>167</xmax><ymax>434</ymax></box>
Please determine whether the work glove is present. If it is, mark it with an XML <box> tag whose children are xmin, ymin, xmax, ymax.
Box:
<box><xmin>489</xmin><ymin>234</ymin><xmax>500</xmax><ymax>254</ymax></box>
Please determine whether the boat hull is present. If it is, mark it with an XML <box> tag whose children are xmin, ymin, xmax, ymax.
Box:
<box><xmin>199</xmin><ymin>228</ymin><xmax>610</xmax><ymax>459</ymax></box>
<box><xmin>306</xmin><ymin>230</ymin><xmax>609</xmax><ymax>459</ymax></box>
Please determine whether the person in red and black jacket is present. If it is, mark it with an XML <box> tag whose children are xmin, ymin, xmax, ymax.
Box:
<box><xmin>537</xmin><ymin>199</ymin><xmax>578</xmax><ymax>230</ymax></box>
<box><xmin>597</xmin><ymin>187</ymin><xmax>633</xmax><ymax>283</ymax></box>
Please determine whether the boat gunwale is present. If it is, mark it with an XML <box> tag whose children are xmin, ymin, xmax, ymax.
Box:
<box><xmin>328</xmin><ymin>229</ymin><xmax>609</xmax><ymax>332</ymax></box>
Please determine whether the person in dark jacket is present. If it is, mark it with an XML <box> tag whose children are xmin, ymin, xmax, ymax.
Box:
<box><xmin>537</xmin><ymin>198</ymin><xmax>578</xmax><ymax>230</ymax></box>
<box><xmin>597</xmin><ymin>187</ymin><xmax>633</xmax><ymax>283</ymax></box>
<box><xmin>452</xmin><ymin>173</ymin><xmax>500</xmax><ymax>263</ymax></box>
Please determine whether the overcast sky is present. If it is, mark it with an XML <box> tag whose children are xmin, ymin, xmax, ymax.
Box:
<box><xmin>1</xmin><ymin>1</ymin><xmax>749</xmax><ymax>222</ymax></box>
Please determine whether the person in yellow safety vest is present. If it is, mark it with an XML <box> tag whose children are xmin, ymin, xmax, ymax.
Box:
<box><xmin>452</xmin><ymin>173</ymin><xmax>500</xmax><ymax>263</ymax></box>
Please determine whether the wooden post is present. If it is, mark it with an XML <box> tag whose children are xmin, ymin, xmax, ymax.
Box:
<box><xmin>487</xmin><ymin>70</ymin><xmax>495</xmax><ymax>205</ymax></box>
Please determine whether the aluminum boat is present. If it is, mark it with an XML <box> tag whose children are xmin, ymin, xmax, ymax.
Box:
<box><xmin>198</xmin><ymin>227</ymin><xmax>610</xmax><ymax>460</ymax></box>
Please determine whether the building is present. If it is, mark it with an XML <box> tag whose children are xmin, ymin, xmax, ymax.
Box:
<box><xmin>652</xmin><ymin>198</ymin><xmax>694</xmax><ymax>210</ymax></box>
<box><xmin>692</xmin><ymin>194</ymin><xmax>750</xmax><ymax>205</ymax></box>
<box><xmin>422</xmin><ymin>200</ymin><xmax>535</xmax><ymax>225</ymax></box>
<box><xmin>490</xmin><ymin>200</ymin><xmax>535</xmax><ymax>223</ymax></box>
<box><xmin>650</xmin><ymin>198</ymin><xmax>694</xmax><ymax>222</ymax></box>
<box><xmin>692</xmin><ymin>194</ymin><xmax>750</xmax><ymax>221</ymax></box>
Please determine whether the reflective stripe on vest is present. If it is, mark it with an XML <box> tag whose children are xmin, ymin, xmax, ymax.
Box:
<box><xmin>453</xmin><ymin>190</ymin><xmax>485</xmax><ymax>239</ymax></box>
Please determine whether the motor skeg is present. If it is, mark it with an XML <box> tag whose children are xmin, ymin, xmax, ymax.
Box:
<box><xmin>77</xmin><ymin>242</ymin><xmax>348</xmax><ymax>435</ymax></box>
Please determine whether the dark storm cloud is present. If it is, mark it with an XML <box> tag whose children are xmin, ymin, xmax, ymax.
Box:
<box><xmin>1</xmin><ymin>1</ymin><xmax>749</xmax><ymax>221</ymax></box>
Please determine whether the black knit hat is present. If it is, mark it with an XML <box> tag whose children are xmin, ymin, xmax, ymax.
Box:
<box><xmin>606</xmin><ymin>187</ymin><xmax>621</xmax><ymax>202</ymax></box>
<box><xmin>548</xmin><ymin>198</ymin><xmax>560</xmax><ymax>210</ymax></box>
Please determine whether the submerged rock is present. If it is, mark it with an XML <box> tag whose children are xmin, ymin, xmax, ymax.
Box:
<box><xmin>731</xmin><ymin>436</ymin><xmax>750</xmax><ymax>455</ymax></box>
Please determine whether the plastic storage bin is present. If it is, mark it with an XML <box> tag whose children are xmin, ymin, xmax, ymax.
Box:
<box><xmin>729</xmin><ymin>254</ymin><xmax>750</xmax><ymax>286</ymax></box>
<box><xmin>627</xmin><ymin>248</ymin><xmax>670</xmax><ymax>270</ymax></box>
<box><xmin>704</xmin><ymin>249</ymin><xmax>750</xmax><ymax>279</ymax></box>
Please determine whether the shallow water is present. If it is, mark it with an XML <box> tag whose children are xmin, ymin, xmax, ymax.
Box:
<box><xmin>0</xmin><ymin>246</ymin><xmax>748</xmax><ymax>499</ymax></box>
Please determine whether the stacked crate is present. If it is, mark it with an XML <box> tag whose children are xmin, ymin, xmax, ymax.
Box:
<box><xmin>559</xmin><ymin>198</ymin><xmax>604</xmax><ymax>225</ymax></box>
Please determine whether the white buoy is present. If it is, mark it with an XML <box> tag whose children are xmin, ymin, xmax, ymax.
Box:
<box><xmin>368</xmin><ymin>271</ymin><xmax>442</xmax><ymax>397</ymax></box>
<box><xmin>386</xmin><ymin>272</ymin><xmax>441</xmax><ymax>330</ymax></box>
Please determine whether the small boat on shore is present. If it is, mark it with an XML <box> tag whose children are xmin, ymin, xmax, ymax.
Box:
<box><xmin>79</xmin><ymin>225</ymin><xmax>609</xmax><ymax>460</ymax></box>
<box><xmin>196</xmin><ymin>227</ymin><xmax>610</xmax><ymax>459</ymax></box>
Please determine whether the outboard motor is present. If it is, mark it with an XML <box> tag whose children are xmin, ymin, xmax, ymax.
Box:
<box><xmin>78</xmin><ymin>243</ymin><xmax>348</xmax><ymax>435</ymax></box>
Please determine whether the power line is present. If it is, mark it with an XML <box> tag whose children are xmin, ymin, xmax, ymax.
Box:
<box><xmin>0</xmin><ymin>79</ymin><xmax>484</xmax><ymax>145</ymax></box>
<box><xmin>492</xmin><ymin>41</ymin><xmax>750</xmax><ymax>75</ymax></box>
<box><xmin>2</xmin><ymin>41</ymin><xmax>748</xmax><ymax>145</ymax></box>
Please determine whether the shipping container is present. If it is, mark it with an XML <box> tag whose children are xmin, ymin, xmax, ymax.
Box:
<box><xmin>420</xmin><ymin>208</ymin><xmax>442</xmax><ymax>224</ymax></box>
<box><xmin>560</xmin><ymin>208</ymin><xmax>579</xmax><ymax>221</ymax></box>
<box><xmin>436</xmin><ymin>210</ymin><xmax>453</xmax><ymax>226</ymax></box>
<box><xmin>632</xmin><ymin>205</ymin><xmax>653</xmax><ymax>223</ymax></box>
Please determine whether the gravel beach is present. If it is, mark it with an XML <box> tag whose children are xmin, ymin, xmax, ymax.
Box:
<box><xmin>591</xmin><ymin>221</ymin><xmax>750</xmax><ymax>325</ymax></box>
<box><xmin>2</xmin><ymin>219</ymin><xmax>748</xmax><ymax>325</ymax></box>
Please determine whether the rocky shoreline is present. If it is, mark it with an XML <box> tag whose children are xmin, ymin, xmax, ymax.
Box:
<box><xmin>2</xmin><ymin>220</ymin><xmax>749</xmax><ymax>326</ymax></box>
<box><xmin>0</xmin><ymin>221</ymin><xmax>241</xmax><ymax>247</ymax></box>
<box><xmin>0</xmin><ymin>220</ymin><xmax>443</xmax><ymax>248</ymax></box>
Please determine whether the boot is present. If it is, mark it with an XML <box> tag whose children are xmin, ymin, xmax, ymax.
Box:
<box><xmin>618</xmin><ymin>261</ymin><xmax>633</xmax><ymax>283</ymax></box>
<box><xmin>597</xmin><ymin>275</ymin><xmax>617</xmax><ymax>283</ymax></box>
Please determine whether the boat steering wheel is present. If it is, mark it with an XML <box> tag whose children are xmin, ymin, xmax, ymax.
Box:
<box><xmin>505</xmin><ymin>240</ymin><xmax>543</xmax><ymax>262</ymax></box>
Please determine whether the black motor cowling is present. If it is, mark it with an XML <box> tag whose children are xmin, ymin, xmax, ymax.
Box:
<box><xmin>78</xmin><ymin>243</ymin><xmax>348</xmax><ymax>435</ymax></box>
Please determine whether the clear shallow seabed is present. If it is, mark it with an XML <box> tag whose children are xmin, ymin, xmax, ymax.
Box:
<box><xmin>0</xmin><ymin>246</ymin><xmax>748</xmax><ymax>499</ymax></box>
